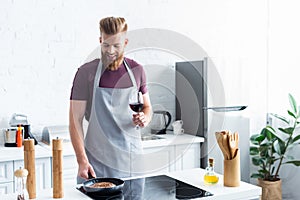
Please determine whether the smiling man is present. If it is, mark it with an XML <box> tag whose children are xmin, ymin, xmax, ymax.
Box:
<box><xmin>69</xmin><ymin>16</ymin><xmax>152</xmax><ymax>183</ymax></box>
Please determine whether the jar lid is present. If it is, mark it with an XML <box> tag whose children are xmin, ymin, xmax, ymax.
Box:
<box><xmin>14</xmin><ymin>168</ymin><xmax>28</xmax><ymax>177</ymax></box>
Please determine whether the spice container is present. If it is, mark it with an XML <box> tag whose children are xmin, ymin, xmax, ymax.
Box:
<box><xmin>16</xmin><ymin>125</ymin><xmax>23</xmax><ymax>147</ymax></box>
<box><xmin>14</xmin><ymin>167</ymin><xmax>28</xmax><ymax>200</ymax></box>
<box><xmin>204</xmin><ymin>158</ymin><xmax>219</xmax><ymax>185</ymax></box>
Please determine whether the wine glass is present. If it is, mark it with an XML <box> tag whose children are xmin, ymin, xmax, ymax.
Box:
<box><xmin>129</xmin><ymin>91</ymin><xmax>144</xmax><ymax>129</ymax></box>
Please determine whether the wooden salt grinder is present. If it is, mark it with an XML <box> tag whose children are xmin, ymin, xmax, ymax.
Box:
<box><xmin>52</xmin><ymin>138</ymin><xmax>64</xmax><ymax>198</ymax></box>
<box><xmin>24</xmin><ymin>138</ymin><xmax>36</xmax><ymax>199</ymax></box>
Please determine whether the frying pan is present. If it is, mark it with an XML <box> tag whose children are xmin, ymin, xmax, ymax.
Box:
<box><xmin>82</xmin><ymin>175</ymin><xmax>125</xmax><ymax>194</ymax></box>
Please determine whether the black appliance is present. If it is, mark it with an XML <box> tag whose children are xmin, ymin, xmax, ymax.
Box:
<box><xmin>77</xmin><ymin>175</ymin><xmax>213</xmax><ymax>199</ymax></box>
<box><xmin>150</xmin><ymin>110</ymin><xmax>172</xmax><ymax>135</ymax></box>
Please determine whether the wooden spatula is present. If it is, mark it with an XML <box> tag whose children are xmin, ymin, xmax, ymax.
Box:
<box><xmin>221</xmin><ymin>132</ymin><xmax>231</xmax><ymax>160</ymax></box>
<box><xmin>229</xmin><ymin>132</ymin><xmax>239</xmax><ymax>159</ymax></box>
<box><xmin>215</xmin><ymin>131</ymin><xmax>231</xmax><ymax>160</ymax></box>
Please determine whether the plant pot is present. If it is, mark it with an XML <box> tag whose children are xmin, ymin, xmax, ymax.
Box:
<box><xmin>257</xmin><ymin>178</ymin><xmax>282</xmax><ymax>200</ymax></box>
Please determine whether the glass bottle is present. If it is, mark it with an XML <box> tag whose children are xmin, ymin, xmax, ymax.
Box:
<box><xmin>204</xmin><ymin>158</ymin><xmax>219</xmax><ymax>185</ymax></box>
<box><xmin>14</xmin><ymin>167</ymin><xmax>28</xmax><ymax>200</ymax></box>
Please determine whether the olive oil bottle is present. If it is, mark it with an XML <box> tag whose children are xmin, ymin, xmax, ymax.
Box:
<box><xmin>204</xmin><ymin>158</ymin><xmax>219</xmax><ymax>185</ymax></box>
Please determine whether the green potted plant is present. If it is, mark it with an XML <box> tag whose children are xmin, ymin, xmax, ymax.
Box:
<box><xmin>250</xmin><ymin>94</ymin><xmax>300</xmax><ymax>200</ymax></box>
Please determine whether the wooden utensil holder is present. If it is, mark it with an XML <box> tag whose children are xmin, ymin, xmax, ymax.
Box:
<box><xmin>223</xmin><ymin>149</ymin><xmax>240</xmax><ymax>187</ymax></box>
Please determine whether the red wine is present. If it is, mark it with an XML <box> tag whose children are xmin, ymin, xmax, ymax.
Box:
<box><xmin>129</xmin><ymin>103</ymin><xmax>144</xmax><ymax>112</ymax></box>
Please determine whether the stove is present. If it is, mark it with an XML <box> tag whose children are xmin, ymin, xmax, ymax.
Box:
<box><xmin>77</xmin><ymin>175</ymin><xmax>213</xmax><ymax>199</ymax></box>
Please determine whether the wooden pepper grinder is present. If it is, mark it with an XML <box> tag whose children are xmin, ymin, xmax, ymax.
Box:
<box><xmin>23</xmin><ymin>138</ymin><xmax>36</xmax><ymax>199</ymax></box>
<box><xmin>52</xmin><ymin>137</ymin><xmax>64</xmax><ymax>198</ymax></box>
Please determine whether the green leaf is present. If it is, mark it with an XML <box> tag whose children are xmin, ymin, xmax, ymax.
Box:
<box><xmin>284</xmin><ymin>160</ymin><xmax>300</xmax><ymax>166</ymax></box>
<box><xmin>289</xmin><ymin>93</ymin><xmax>297</xmax><ymax>114</ymax></box>
<box><xmin>286</xmin><ymin>155</ymin><xmax>294</xmax><ymax>160</ymax></box>
<box><xmin>265</xmin><ymin>127</ymin><xmax>276</xmax><ymax>140</ymax></box>
<box><xmin>252</xmin><ymin>156</ymin><xmax>263</xmax><ymax>166</ymax></box>
<box><xmin>273</xmin><ymin>139</ymin><xmax>285</xmax><ymax>155</ymax></box>
<box><xmin>292</xmin><ymin>135</ymin><xmax>300</xmax><ymax>143</ymax></box>
<box><xmin>250</xmin><ymin>134</ymin><xmax>265</xmax><ymax>145</ymax></box>
<box><xmin>288</xmin><ymin>110</ymin><xmax>297</xmax><ymax>119</ymax></box>
<box><xmin>251</xmin><ymin>174</ymin><xmax>264</xmax><ymax>179</ymax></box>
<box><xmin>271</xmin><ymin>113</ymin><xmax>289</xmax><ymax>124</ymax></box>
<box><xmin>250</xmin><ymin>146</ymin><xmax>259</xmax><ymax>155</ymax></box>
<box><xmin>278</xmin><ymin>127</ymin><xmax>294</xmax><ymax>135</ymax></box>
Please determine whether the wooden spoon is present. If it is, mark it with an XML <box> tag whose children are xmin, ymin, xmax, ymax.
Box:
<box><xmin>229</xmin><ymin>132</ymin><xmax>239</xmax><ymax>159</ymax></box>
<box><xmin>221</xmin><ymin>132</ymin><xmax>231</xmax><ymax>160</ymax></box>
<box><xmin>215</xmin><ymin>132</ymin><xmax>228</xmax><ymax>159</ymax></box>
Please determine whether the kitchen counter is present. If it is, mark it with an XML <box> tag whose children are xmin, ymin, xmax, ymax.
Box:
<box><xmin>0</xmin><ymin>132</ymin><xmax>204</xmax><ymax>161</ymax></box>
<box><xmin>0</xmin><ymin>145</ymin><xmax>51</xmax><ymax>162</ymax></box>
<box><xmin>0</xmin><ymin>168</ymin><xmax>261</xmax><ymax>200</ymax></box>
<box><xmin>141</xmin><ymin>131</ymin><xmax>204</xmax><ymax>148</ymax></box>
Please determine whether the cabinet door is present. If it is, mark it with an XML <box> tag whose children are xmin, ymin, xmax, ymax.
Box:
<box><xmin>175</xmin><ymin>144</ymin><xmax>200</xmax><ymax>170</ymax></box>
<box><xmin>0</xmin><ymin>161</ymin><xmax>14</xmax><ymax>194</ymax></box>
<box><xmin>0</xmin><ymin>161</ymin><xmax>13</xmax><ymax>183</ymax></box>
<box><xmin>0</xmin><ymin>182</ymin><xmax>13</xmax><ymax>195</ymax></box>
<box><xmin>14</xmin><ymin>157</ymin><xmax>51</xmax><ymax>191</ymax></box>
<box><xmin>62</xmin><ymin>155</ymin><xmax>77</xmax><ymax>183</ymax></box>
<box><xmin>142</xmin><ymin>146</ymin><xmax>175</xmax><ymax>174</ymax></box>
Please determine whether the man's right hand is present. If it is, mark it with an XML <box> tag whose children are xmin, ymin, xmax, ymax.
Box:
<box><xmin>78</xmin><ymin>162</ymin><xmax>96</xmax><ymax>179</ymax></box>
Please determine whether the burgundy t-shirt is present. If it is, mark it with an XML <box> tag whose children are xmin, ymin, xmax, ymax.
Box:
<box><xmin>70</xmin><ymin>57</ymin><xmax>147</xmax><ymax>121</ymax></box>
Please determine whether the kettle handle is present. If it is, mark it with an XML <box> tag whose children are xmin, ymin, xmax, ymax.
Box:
<box><xmin>153</xmin><ymin>110</ymin><xmax>172</xmax><ymax>129</ymax></box>
<box><xmin>164</xmin><ymin>111</ymin><xmax>172</xmax><ymax>129</ymax></box>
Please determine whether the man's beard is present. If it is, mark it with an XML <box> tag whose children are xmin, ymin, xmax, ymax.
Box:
<box><xmin>101</xmin><ymin>52</ymin><xmax>124</xmax><ymax>71</ymax></box>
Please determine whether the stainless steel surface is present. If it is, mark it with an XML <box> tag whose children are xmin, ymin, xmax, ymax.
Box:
<box><xmin>41</xmin><ymin>125</ymin><xmax>70</xmax><ymax>145</ymax></box>
<box><xmin>141</xmin><ymin>135</ymin><xmax>164</xmax><ymax>141</ymax></box>
<box><xmin>9</xmin><ymin>113</ymin><xmax>28</xmax><ymax>126</ymax></box>
<box><xmin>203</xmin><ymin>106</ymin><xmax>247</xmax><ymax>112</ymax></box>
<box><xmin>4</xmin><ymin>128</ymin><xmax>17</xmax><ymax>147</ymax></box>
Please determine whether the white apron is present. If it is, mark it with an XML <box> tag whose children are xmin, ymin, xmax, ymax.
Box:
<box><xmin>78</xmin><ymin>59</ymin><xmax>145</xmax><ymax>184</ymax></box>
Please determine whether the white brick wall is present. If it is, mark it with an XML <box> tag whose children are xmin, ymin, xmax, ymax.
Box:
<box><xmin>0</xmin><ymin>0</ymin><xmax>267</xmax><ymax>134</ymax></box>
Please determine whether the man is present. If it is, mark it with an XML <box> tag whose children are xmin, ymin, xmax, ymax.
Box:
<box><xmin>69</xmin><ymin>17</ymin><xmax>152</xmax><ymax>183</ymax></box>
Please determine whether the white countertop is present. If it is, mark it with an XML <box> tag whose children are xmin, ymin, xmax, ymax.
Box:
<box><xmin>141</xmin><ymin>132</ymin><xmax>204</xmax><ymax>148</ymax></box>
<box><xmin>0</xmin><ymin>168</ymin><xmax>261</xmax><ymax>200</ymax></box>
<box><xmin>0</xmin><ymin>133</ymin><xmax>204</xmax><ymax>162</ymax></box>
<box><xmin>0</xmin><ymin>145</ymin><xmax>51</xmax><ymax>162</ymax></box>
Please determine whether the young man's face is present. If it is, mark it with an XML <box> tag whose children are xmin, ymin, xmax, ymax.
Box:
<box><xmin>100</xmin><ymin>32</ymin><xmax>128</xmax><ymax>69</ymax></box>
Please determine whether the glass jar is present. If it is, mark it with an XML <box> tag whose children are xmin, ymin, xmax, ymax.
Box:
<box><xmin>204</xmin><ymin>158</ymin><xmax>219</xmax><ymax>185</ymax></box>
<box><xmin>14</xmin><ymin>167</ymin><xmax>28</xmax><ymax>200</ymax></box>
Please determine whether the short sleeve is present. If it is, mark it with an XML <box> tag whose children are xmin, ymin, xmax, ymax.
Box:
<box><xmin>70</xmin><ymin>68</ymin><xmax>89</xmax><ymax>101</ymax></box>
<box><xmin>140</xmin><ymin>67</ymin><xmax>148</xmax><ymax>94</ymax></box>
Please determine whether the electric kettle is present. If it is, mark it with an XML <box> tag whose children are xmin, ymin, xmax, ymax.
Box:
<box><xmin>150</xmin><ymin>110</ymin><xmax>171</xmax><ymax>135</ymax></box>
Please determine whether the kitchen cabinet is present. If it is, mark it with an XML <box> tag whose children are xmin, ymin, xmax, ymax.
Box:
<box><xmin>14</xmin><ymin>157</ymin><xmax>51</xmax><ymax>191</ymax></box>
<box><xmin>0</xmin><ymin>158</ymin><xmax>51</xmax><ymax>194</ymax></box>
<box><xmin>143</xmin><ymin>146</ymin><xmax>175</xmax><ymax>174</ymax></box>
<box><xmin>61</xmin><ymin>155</ymin><xmax>77</xmax><ymax>183</ymax></box>
<box><xmin>175</xmin><ymin>143</ymin><xmax>200</xmax><ymax>170</ymax></box>
<box><xmin>0</xmin><ymin>161</ymin><xmax>13</xmax><ymax>194</ymax></box>
<box><xmin>0</xmin><ymin>182</ymin><xmax>13</xmax><ymax>195</ymax></box>
<box><xmin>142</xmin><ymin>143</ymin><xmax>200</xmax><ymax>174</ymax></box>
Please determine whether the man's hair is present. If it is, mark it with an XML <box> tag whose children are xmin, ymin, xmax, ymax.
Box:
<box><xmin>99</xmin><ymin>17</ymin><xmax>128</xmax><ymax>35</ymax></box>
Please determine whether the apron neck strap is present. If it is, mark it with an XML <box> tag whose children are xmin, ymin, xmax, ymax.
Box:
<box><xmin>94</xmin><ymin>58</ymin><xmax>138</xmax><ymax>90</ymax></box>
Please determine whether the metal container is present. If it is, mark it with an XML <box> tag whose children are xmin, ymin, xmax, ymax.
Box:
<box><xmin>42</xmin><ymin>125</ymin><xmax>70</xmax><ymax>145</ymax></box>
<box><xmin>4</xmin><ymin>128</ymin><xmax>17</xmax><ymax>147</ymax></box>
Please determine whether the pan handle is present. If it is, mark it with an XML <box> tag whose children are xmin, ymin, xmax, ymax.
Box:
<box><xmin>88</xmin><ymin>172</ymin><xmax>95</xmax><ymax>179</ymax></box>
